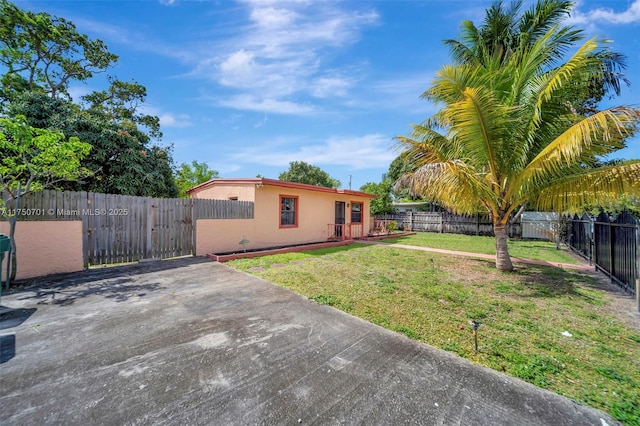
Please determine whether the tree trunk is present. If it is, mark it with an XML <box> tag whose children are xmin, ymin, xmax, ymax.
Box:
<box><xmin>8</xmin><ymin>215</ymin><xmax>16</xmax><ymax>281</ymax></box>
<box><xmin>494</xmin><ymin>222</ymin><xmax>513</xmax><ymax>272</ymax></box>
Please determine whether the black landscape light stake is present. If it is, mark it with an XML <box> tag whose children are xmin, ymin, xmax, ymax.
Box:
<box><xmin>470</xmin><ymin>320</ymin><xmax>481</xmax><ymax>352</ymax></box>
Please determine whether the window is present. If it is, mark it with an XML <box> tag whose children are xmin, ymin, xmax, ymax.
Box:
<box><xmin>228</xmin><ymin>196</ymin><xmax>238</xmax><ymax>201</ymax></box>
<box><xmin>280</xmin><ymin>195</ymin><xmax>298</xmax><ymax>227</ymax></box>
<box><xmin>351</xmin><ymin>202</ymin><xmax>363</xmax><ymax>223</ymax></box>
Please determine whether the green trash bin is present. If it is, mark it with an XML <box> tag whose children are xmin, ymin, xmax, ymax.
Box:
<box><xmin>0</xmin><ymin>233</ymin><xmax>10</xmax><ymax>301</ymax></box>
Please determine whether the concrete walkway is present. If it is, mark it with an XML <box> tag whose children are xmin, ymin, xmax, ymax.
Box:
<box><xmin>0</xmin><ymin>258</ymin><xmax>616</xmax><ymax>425</ymax></box>
<box><xmin>365</xmin><ymin>240</ymin><xmax>592</xmax><ymax>271</ymax></box>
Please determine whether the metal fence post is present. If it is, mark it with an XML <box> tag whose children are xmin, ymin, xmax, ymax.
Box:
<box><xmin>636</xmin><ymin>222</ymin><xmax>640</xmax><ymax>312</ymax></box>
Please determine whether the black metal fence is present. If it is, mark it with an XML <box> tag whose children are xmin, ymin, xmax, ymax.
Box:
<box><xmin>568</xmin><ymin>211</ymin><xmax>639</xmax><ymax>297</ymax></box>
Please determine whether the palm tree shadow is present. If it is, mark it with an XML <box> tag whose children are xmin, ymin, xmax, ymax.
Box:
<box><xmin>26</xmin><ymin>278</ymin><xmax>164</xmax><ymax>306</ymax></box>
<box><xmin>11</xmin><ymin>257</ymin><xmax>210</xmax><ymax>306</ymax></box>
<box><xmin>0</xmin><ymin>307</ymin><xmax>37</xmax><ymax>330</ymax></box>
<box><xmin>0</xmin><ymin>334</ymin><xmax>16</xmax><ymax>363</ymax></box>
<box><xmin>515</xmin><ymin>266</ymin><xmax>603</xmax><ymax>301</ymax></box>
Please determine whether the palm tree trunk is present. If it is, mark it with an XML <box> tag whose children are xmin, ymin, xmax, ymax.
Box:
<box><xmin>494</xmin><ymin>222</ymin><xmax>513</xmax><ymax>272</ymax></box>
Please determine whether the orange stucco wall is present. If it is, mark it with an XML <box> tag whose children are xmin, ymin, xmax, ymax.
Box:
<box><xmin>195</xmin><ymin>184</ymin><xmax>372</xmax><ymax>254</ymax></box>
<box><xmin>190</xmin><ymin>183</ymin><xmax>256</xmax><ymax>202</ymax></box>
<box><xmin>196</xmin><ymin>218</ymin><xmax>258</xmax><ymax>255</ymax></box>
<box><xmin>0</xmin><ymin>221</ymin><xmax>84</xmax><ymax>280</ymax></box>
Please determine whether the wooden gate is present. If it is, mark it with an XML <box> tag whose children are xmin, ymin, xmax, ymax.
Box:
<box><xmin>83</xmin><ymin>194</ymin><xmax>194</xmax><ymax>265</ymax></box>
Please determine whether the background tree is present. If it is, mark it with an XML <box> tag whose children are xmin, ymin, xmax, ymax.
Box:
<box><xmin>1</xmin><ymin>115</ymin><xmax>91</xmax><ymax>278</ymax></box>
<box><xmin>387</xmin><ymin>154</ymin><xmax>432</xmax><ymax>203</ymax></box>
<box><xmin>278</xmin><ymin>161</ymin><xmax>341</xmax><ymax>188</ymax></box>
<box><xmin>175</xmin><ymin>161</ymin><xmax>219</xmax><ymax>197</ymax></box>
<box><xmin>397</xmin><ymin>1</ymin><xmax>640</xmax><ymax>271</ymax></box>
<box><xmin>0</xmin><ymin>1</ymin><xmax>177</xmax><ymax>197</ymax></box>
<box><xmin>360</xmin><ymin>181</ymin><xmax>394</xmax><ymax>215</ymax></box>
<box><xmin>0</xmin><ymin>0</ymin><xmax>118</xmax><ymax>100</ymax></box>
<box><xmin>8</xmin><ymin>91</ymin><xmax>178</xmax><ymax>197</ymax></box>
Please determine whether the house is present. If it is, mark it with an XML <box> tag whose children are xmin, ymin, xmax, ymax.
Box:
<box><xmin>188</xmin><ymin>178</ymin><xmax>377</xmax><ymax>255</ymax></box>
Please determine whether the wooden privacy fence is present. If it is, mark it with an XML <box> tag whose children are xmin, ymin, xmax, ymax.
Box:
<box><xmin>568</xmin><ymin>211</ymin><xmax>639</xmax><ymax>297</ymax></box>
<box><xmin>2</xmin><ymin>190</ymin><xmax>253</xmax><ymax>266</ymax></box>
<box><xmin>376</xmin><ymin>212</ymin><xmax>522</xmax><ymax>238</ymax></box>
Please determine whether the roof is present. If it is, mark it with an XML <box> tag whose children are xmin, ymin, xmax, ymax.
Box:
<box><xmin>187</xmin><ymin>178</ymin><xmax>377</xmax><ymax>198</ymax></box>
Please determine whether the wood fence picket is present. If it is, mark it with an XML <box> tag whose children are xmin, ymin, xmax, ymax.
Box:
<box><xmin>2</xmin><ymin>190</ymin><xmax>253</xmax><ymax>266</ymax></box>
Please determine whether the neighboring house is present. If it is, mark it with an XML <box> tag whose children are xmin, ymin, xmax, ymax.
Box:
<box><xmin>188</xmin><ymin>178</ymin><xmax>376</xmax><ymax>255</ymax></box>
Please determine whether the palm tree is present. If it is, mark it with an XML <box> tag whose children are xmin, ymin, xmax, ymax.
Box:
<box><xmin>397</xmin><ymin>25</ymin><xmax>640</xmax><ymax>271</ymax></box>
<box><xmin>444</xmin><ymin>0</ymin><xmax>629</xmax><ymax>115</ymax></box>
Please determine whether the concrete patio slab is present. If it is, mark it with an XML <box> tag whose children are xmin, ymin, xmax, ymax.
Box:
<box><xmin>0</xmin><ymin>258</ymin><xmax>618</xmax><ymax>425</ymax></box>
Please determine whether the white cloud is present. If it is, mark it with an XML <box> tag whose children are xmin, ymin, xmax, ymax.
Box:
<box><xmin>218</xmin><ymin>95</ymin><xmax>315</xmax><ymax>115</ymax></box>
<box><xmin>250</xmin><ymin>7</ymin><xmax>299</xmax><ymax>28</ymax></box>
<box><xmin>311</xmin><ymin>76</ymin><xmax>352</xmax><ymax>98</ymax></box>
<box><xmin>567</xmin><ymin>0</ymin><xmax>640</xmax><ymax>26</ymax></box>
<box><xmin>70</xmin><ymin>17</ymin><xmax>193</xmax><ymax>62</ymax></box>
<box><xmin>194</xmin><ymin>1</ymin><xmax>379</xmax><ymax>114</ymax></box>
<box><xmin>159</xmin><ymin>113</ymin><xmax>192</xmax><ymax>128</ymax></box>
<box><xmin>73</xmin><ymin>1</ymin><xmax>379</xmax><ymax>115</ymax></box>
<box><xmin>219</xmin><ymin>50</ymin><xmax>256</xmax><ymax>86</ymax></box>
<box><xmin>230</xmin><ymin>133</ymin><xmax>395</xmax><ymax>169</ymax></box>
<box><xmin>159</xmin><ymin>0</ymin><xmax>177</xmax><ymax>5</ymax></box>
<box><xmin>138</xmin><ymin>105</ymin><xmax>193</xmax><ymax>128</ymax></box>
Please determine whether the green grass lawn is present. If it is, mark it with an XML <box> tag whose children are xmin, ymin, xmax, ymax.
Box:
<box><xmin>228</xmin><ymin>243</ymin><xmax>640</xmax><ymax>424</ymax></box>
<box><xmin>385</xmin><ymin>232</ymin><xmax>580</xmax><ymax>264</ymax></box>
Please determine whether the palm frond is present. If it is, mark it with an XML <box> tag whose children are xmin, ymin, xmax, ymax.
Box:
<box><xmin>423</xmin><ymin>63</ymin><xmax>480</xmax><ymax>104</ymax></box>
<box><xmin>407</xmin><ymin>160</ymin><xmax>497</xmax><ymax>214</ymax></box>
<box><xmin>531</xmin><ymin>36</ymin><xmax>600</xmax><ymax>120</ymax></box>
<box><xmin>394</xmin><ymin>135</ymin><xmax>441</xmax><ymax>169</ymax></box>
<box><xmin>514</xmin><ymin>106</ymin><xmax>640</xmax><ymax>193</ymax></box>
<box><xmin>529</xmin><ymin>161</ymin><xmax>640</xmax><ymax>212</ymax></box>
<box><xmin>448</xmin><ymin>86</ymin><xmax>513</xmax><ymax>180</ymax></box>
<box><xmin>519</xmin><ymin>0</ymin><xmax>574</xmax><ymax>41</ymax></box>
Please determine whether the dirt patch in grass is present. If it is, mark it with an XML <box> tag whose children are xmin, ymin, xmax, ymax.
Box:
<box><xmin>228</xmin><ymin>244</ymin><xmax>640</xmax><ymax>424</ymax></box>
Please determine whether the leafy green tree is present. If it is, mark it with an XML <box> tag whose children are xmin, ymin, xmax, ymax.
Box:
<box><xmin>0</xmin><ymin>115</ymin><xmax>91</xmax><ymax>195</ymax></box>
<box><xmin>397</xmin><ymin>9</ymin><xmax>640</xmax><ymax>271</ymax></box>
<box><xmin>0</xmin><ymin>0</ymin><xmax>117</xmax><ymax>101</ymax></box>
<box><xmin>278</xmin><ymin>161</ymin><xmax>341</xmax><ymax>188</ymax></box>
<box><xmin>175</xmin><ymin>161</ymin><xmax>219</xmax><ymax>197</ymax></box>
<box><xmin>360</xmin><ymin>181</ymin><xmax>394</xmax><ymax>215</ymax></box>
<box><xmin>1</xmin><ymin>115</ymin><xmax>91</xmax><ymax>278</ymax></box>
<box><xmin>8</xmin><ymin>92</ymin><xmax>178</xmax><ymax>197</ymax></box>
<box><xmin>0</xmin><ymin>2</ymin><xmax>177</xmax><ymax>197</ymax></box>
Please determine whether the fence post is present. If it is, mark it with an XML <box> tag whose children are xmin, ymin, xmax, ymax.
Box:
<box><xmin>145</xmin><ymin>198</ymin><xmax>153</xmax><ymax>259</ymax></box>
<box><xmin>636</xmin><ymin>222</ymin><xmax>640</xmax><ymax>312</ymax></box>
<box><xmin>609</xmin><ymin>218</ymin><xmax>614</xmax><ymax>282</ymax></box>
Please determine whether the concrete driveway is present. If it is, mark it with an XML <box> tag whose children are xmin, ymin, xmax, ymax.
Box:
<box><xmin>0</xmin><ymin>258</ymin><xmax>618</xmax><ymax>425</ymax></box>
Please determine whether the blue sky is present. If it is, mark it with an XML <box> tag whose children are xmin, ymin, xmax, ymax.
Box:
<box><xmin>14</xmin><ymin>0</ymin><xmax>640</xmax><ymax>190</ymax></box>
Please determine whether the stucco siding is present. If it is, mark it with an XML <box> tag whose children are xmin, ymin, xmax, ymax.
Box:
<box><xmin>0</xmin><ymin>221</ymin><xmax>84</xmax><ymax>280</ymax></box>
<box><xmin>196</xmin><ymin>218</ymin><xmax>258</xmax><ymax>255</ymax></box>
<box><xmin>190</xmin><ymin>183</ymin><xmax>256</xmax><ymax>201</ymax></box>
